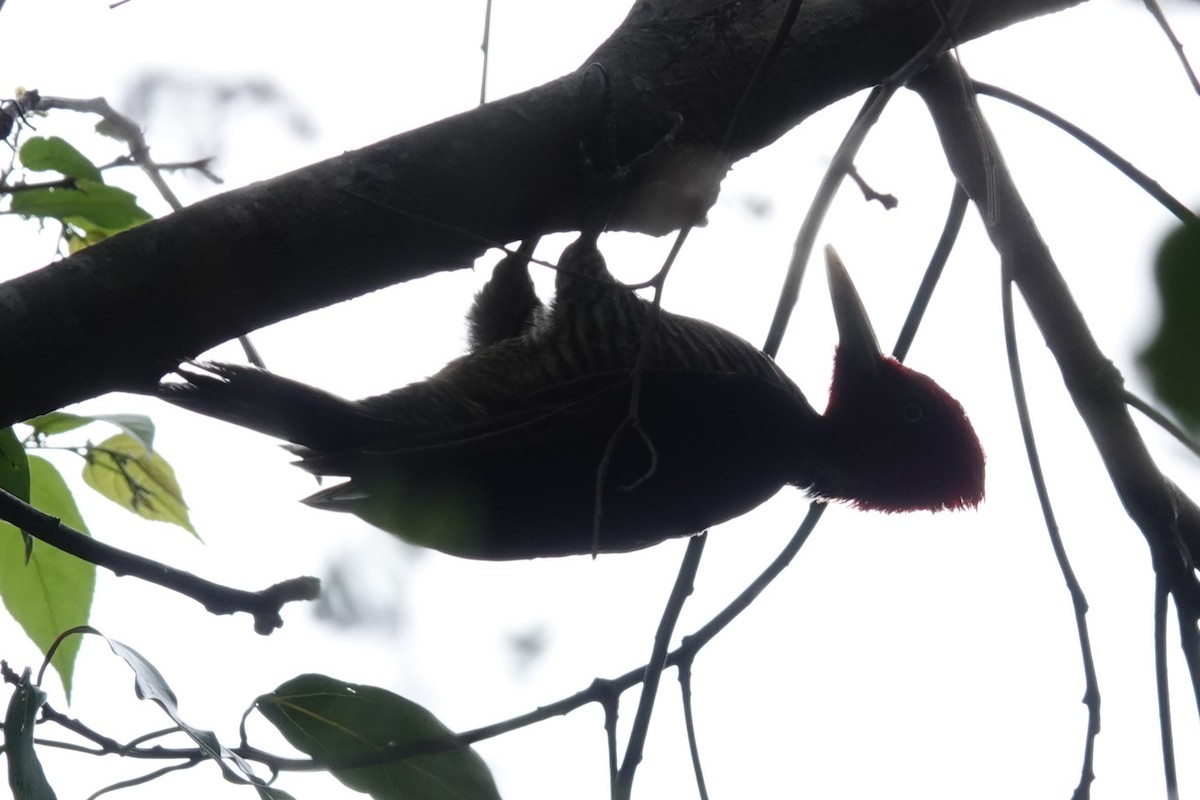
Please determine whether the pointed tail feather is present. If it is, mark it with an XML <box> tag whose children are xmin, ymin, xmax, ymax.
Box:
<box><xmin>159</xmin><ymin>362</ymin><xmax>385</xmax><ymax>452</ymax></box>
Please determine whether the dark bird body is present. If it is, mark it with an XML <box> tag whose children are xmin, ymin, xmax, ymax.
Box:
<box><xmin>162</xmin><ymin>238</ymin><xmax>984</xmax><ymax>560</ymax></box>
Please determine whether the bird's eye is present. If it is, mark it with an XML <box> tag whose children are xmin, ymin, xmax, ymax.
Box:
<box><xmin>903</xmin><ymin>403</ymin><xmax>923</xmax><ymax>423</ymax></box>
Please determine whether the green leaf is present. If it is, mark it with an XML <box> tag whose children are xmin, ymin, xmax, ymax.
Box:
<box><xmin>4</xmin><ymin>668</ymin><xmax>58</xmax><ymax>800</ymax></box>
<box><xmin>257</xmin><ymin>674</ymin><xmax>502</xmax><ymax>800</ymax></box>
<box><xmin>82</xmin><ymin>433</ymin><xmax>196</xmax><ymax>537</ymax></box>
<box><xmin>25</xmin><ymin>412</ymin><xmax>156</xmax><ymax>452</ymax></box>
<box><xmin>10</xmin><ymin>179</ymin><xmax>152</xmax><ymax>234</ymax></box>
<box><xmin>19</xmin><ymin>135</ymin><xmax>103</xmax><ymax>182</ymax></box>
<box><xmin>0</xmin><ymin>457</ymin><xmax>95</xmax><ymax>700</ymax></box>
<box><xmin>23</xmin><ymin>412</ymin><xmax>91</xmax><ymax>438</ymax></box>
<box><xmin>1139</xmin><ymin>219</ymin><xmax>1200</xmax><ymax>434</ymax></box>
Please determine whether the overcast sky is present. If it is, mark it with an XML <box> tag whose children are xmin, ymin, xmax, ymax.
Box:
<box><xmin>3</xmin><ymin>2</ymin><xmax>1200</xmax><ymax>799</ymax></box>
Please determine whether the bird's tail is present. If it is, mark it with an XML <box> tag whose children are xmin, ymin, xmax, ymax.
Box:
<box><xmin>159</xmin><ymin>362</ymin><xmax>384</xmax><ymax>452</ymax></box>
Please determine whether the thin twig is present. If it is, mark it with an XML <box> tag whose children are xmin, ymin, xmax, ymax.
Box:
<box><xmin>0</xmin><ymin>486</ymin><xmax>318</xmax><ymax>633</ymax></box>
<box><xmin>0</xmin><ymin>666</ymin><xmax>209</xmax><ymax>764</ymax></box>
<box><xmin>846</xmin><ymin>164</ymin><xmax>898</xmax><ymax>209</ymax></box>
<box><xmin>615</xmin><ymin>534</ymin><xmax>706</xmax><ymax>799</ymax></box>
<box><xmin>1171</xmin><ymin>587</ymin><xmax>1200</xmax><ymax>732</ymax></box>
<box><xmin>103</xmin><ymin>155</ymin><xmax>223</xmax><ymax>184</ymax></box>
<box><xmin>2</xmin><ymin>176</ymin><xmax>82</xmax><ymax>193</ymax></box>
<box><xmin>972</xmin><ymin>82</ymin><xmax>1198</xmax><ymax>227</ymax></box>
<box><xmin>87</xmin><ymin>759</ymin><xmax>202</xmax><ymax>800</ymax></box>
<box><xmin>1141</xmin><ymin>0</ymin><xmax>1200</xmax><ymax>96</ymax></box>
<box><xmin>29</xmin><ymin>93</ymin><xmax>264</xmax><ymax>368</ymax></box>
<box><xmin>677</xmin><ymin>651</ymin><xmax>710</xmax><ymax>800</ymax></box>
<box><xmin>892</xmin><ymin>182</ymin><xmax>969</xmax><ymax>360</ymax></box>
<box><xmin>762</xmin><ymin>84</ymin><xmax>886</xmax><ymax>358</ymax></box>
<box><xmin>1000</xmin><ymin>276</ymin><xmax>1100</xmax><ymax>799</ymax></box>
<box><xmin>36</xmin><ymin>703</ymin><xmax>124</xmax><ymax>754</ymax></box>
<box><xmin>594</xmin><ymin>679</ymin><xmax>620</xmax><ymax>791</ymax></box>
<box><xmin>480</xmin><ymin>0</ymin><xmax>494</xmax><ymax>105</ymax></box>
<box><xmin>1124</xmin><ymin>390</ymin><xmax>1200</xmax><ymax>459</ymax></box>
<box><xmin>680</xmin><ymin>504</ymin><xmax>825</xmax><ymax>656</ymax></box>
<box><xmin>761</xmin><ymin>0</ymin><xmax>974</xmax><ymax>358</ymax></box>
<box><xmin>1153</xmin><ymin>569</ymin><xmax>1180</xmax><ymax>800</ymax></box>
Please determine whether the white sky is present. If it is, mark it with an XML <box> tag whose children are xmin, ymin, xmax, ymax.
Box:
<box><xmin>2</xmin><ymin>1</ymin><xmax>1200</xmax><ymax>799</ymax></box>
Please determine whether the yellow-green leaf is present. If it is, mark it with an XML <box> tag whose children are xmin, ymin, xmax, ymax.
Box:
<box><xmin>81</xmin><ymin>433</ymin><xmax>197</xmax><ymax>537</ymax></box>
<box><xmin>24</xmin><ymin>412</ymin><xmax>155</xmax><ymax>452</ymax></box>
<box><xmin>19</xmin><ymin>135</ymin><xmax>103</xmax><ymax>182</ymax></box>
<box><xmin>0</xmin><ymin>457</ymin><xmax>95</xmax><ymax>700</ymax></box>
<box><xmin>23</xmin><ymin>412</ymin><xmax>91</xmax><ymax>438</ymax></box>
<box><xmin>10</xmin><ymin>180</ymin><xmax>151</xmax><ymax>234</ymax></box>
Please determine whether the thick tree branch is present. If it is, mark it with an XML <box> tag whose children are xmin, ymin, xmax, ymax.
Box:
<box><xmin>0</xmin><ymin>0</ymin><xmax>1082</xmax><ymax>424</ymax></box>
<box><xmin>909</xmin><ymin>55</ymin><xmax>1200</xmax><ymax>584</ymax></box>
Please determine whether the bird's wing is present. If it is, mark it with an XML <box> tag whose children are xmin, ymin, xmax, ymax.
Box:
<box><xmin>297</xmin><ymin>366</ymin><xmax>817</xmax><ymax>559</ymax></box>
<box><xmin>293</xmin><ymin>368</ymin><xmax>807</xmax><ymax>474</ymax></box>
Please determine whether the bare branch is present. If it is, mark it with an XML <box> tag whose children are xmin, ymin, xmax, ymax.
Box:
<box><xmin>1141</xmin><ymin>0</ymin><xmax>1200</xmax><ymax>95</ymax></box>
<box><xmin>1000</xmin><ymin>276</ymin><xmax>1100</xmax><ymax>798</ymax></box>
<box><xmin>910</xmin><ymin>53</ymin><xmax>1200</xmax><ymax>573</ymax></box>
<box><xmin>0</xmin><ymin>487</ymin><xmax>319</xmax><ymax>633</ymax></box>
<box><xmin>972</xmin><ymin>81</ymin><xmax>1198</xmax><ymax>226</ymax></box>
<box><xmin>910</xmin><ymin>52</ymin><xmax>1200</xmax><ymax>789</ymax></box>
<box><xmin>615</xmin><ymin>534</ymin><xmax>706</xmax><ymax>799</ymax></box>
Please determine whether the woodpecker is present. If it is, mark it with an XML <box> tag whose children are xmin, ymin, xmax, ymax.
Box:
<box><xmin>161</xmin><ymin>235</ymin><xmax>984</xmax><ymax>560</ymax></box>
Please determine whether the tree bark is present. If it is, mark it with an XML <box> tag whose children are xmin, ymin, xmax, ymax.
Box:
<box><xmin>0</xmin><ymin>0</ymin><xmax>1083</xmax><ymax>424</ymax></box>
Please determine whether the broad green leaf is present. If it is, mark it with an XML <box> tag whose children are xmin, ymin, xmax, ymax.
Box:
<box><xmin>19</xmin><ymin>135</ymin><xmax>103</xmax><ymax>182</ymax></box>
<box><xmin>82</xmin><ymin>433</ymin><xmax>196</xmax><ymax>536</ymax></box>
<box><xmin>257</xmin><ymin>674</ymin><xmax>501</xmax><ymax>800</ymax></box>
<box><xmin>4</xmin><ymin>668</ymin><xmax>58</xmax><ymax>800</ymax></box>
<box><xmin>0</xmin><ymin>457</ymin><xmax>95</xmax><ymax>699</ymax></box>
<box><xmin>10</xmin><ymin>179</ymin><xmax>151</xmax><ymax>234</ymax></box>
<box><xmin>1139</xmin><ymin>220</ymin><xmax>1200</xmax><ymax>434</ymax></box>
<box><xmin>25</xmin><ymin>412</ymin><xmax>155</xmax><ymax>452</ymax></box>
<box><xmin>23</xmin><ymin>412</ymin><xmax>91</xmax><ymax>438</ymax></box>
